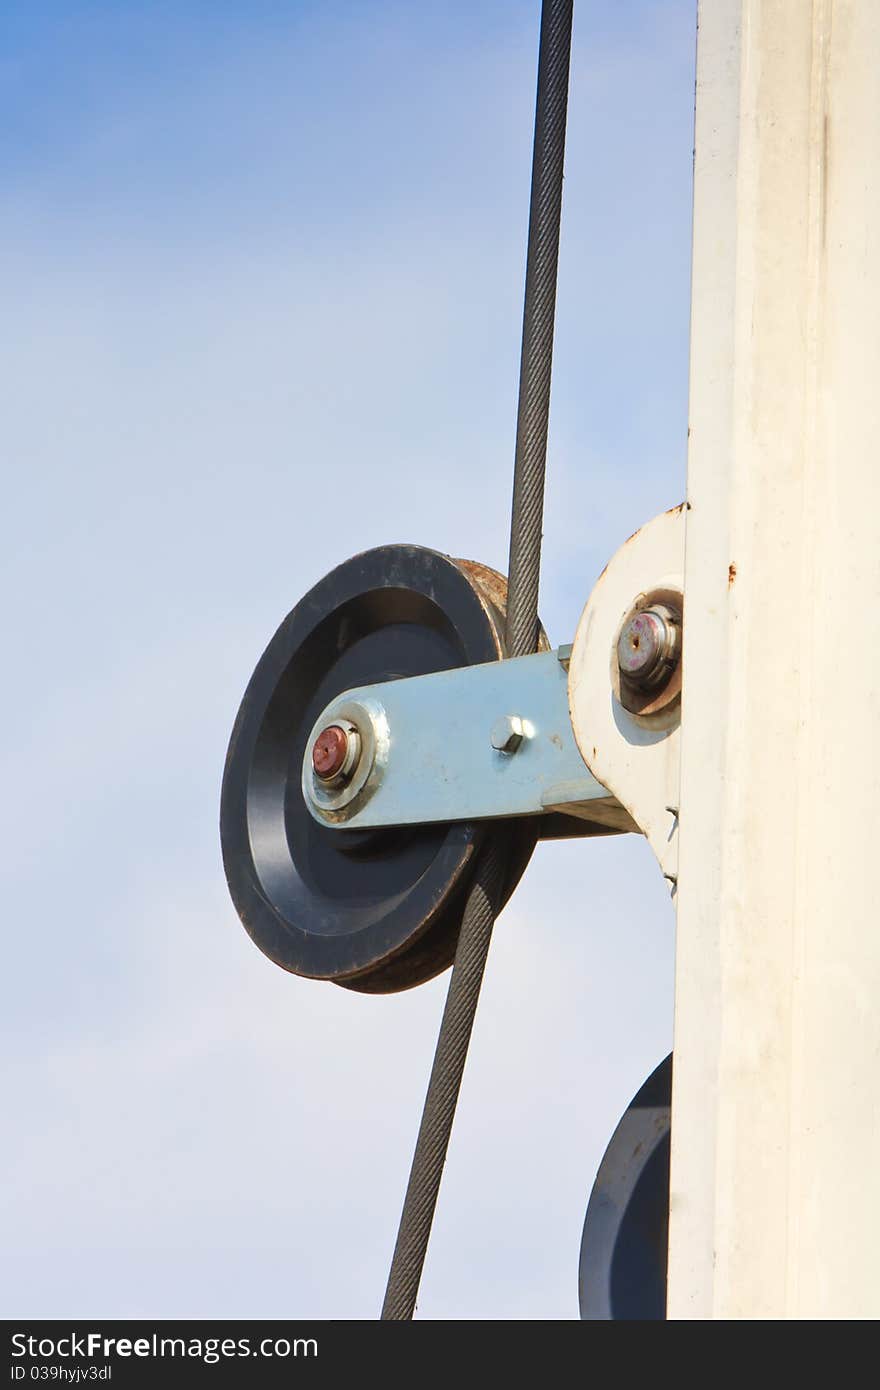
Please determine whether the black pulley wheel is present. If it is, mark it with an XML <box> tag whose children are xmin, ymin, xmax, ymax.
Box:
<box><xmin>579</xmin><ymin>1053</ymin><xmax>672</xmax><ymax>1321</ymax></box>
<box><xmin>220</xmin><ymin>545</ymin><xmax>536</xmax><ymax>993</ymax></box>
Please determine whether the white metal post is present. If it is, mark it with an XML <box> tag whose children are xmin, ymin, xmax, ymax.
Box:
<box><xmin>669</xmin><ymin>0</ymin><xmax>880</xmax><ymax>1318</ymax></box>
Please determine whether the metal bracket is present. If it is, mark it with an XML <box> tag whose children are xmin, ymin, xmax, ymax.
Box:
<box><xmin>302</xmin><ymin>505</ymin><xmax>685</xmax><ymax>890</ymax></box>
<box><xmin>568</xmin><ymin>504</ymin><xmax>685</xmax><ymax>886</ymax></box>
<box><xmin>302</xmin><ymin>648</ymin><xmax>633</xmax><ymax>832</ymax></box>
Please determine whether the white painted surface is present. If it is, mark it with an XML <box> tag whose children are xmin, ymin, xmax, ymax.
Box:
<box><xmin>568</xmin><ymin>506</ymin><xmax>685</xmax><ymax>884</ymax></box>
<box><xmin>669</xmin><ymin>0</ymin><xmax>880</xmax><ymax>1318</ymax></box>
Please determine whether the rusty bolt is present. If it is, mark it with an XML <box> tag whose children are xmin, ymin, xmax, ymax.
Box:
<box><xmin>617</xmin><ymin>607</ymin><xmax>679</xmax><ymax>691</ymax></box>
<box><xmin>312</xmin><ymin>725</ymin><xmax>353</xmax><ymax>781</ymax></box>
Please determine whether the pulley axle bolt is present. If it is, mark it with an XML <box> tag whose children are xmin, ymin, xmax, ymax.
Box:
<box><xmin>312</xmin><ymin>724</ymin><xmax>354</xmax><ymax>781</ymax></box>
<box><xmin>617</xmin><ymin>606</ymin><xmax>680</xmax><ymax>691</ymax></box>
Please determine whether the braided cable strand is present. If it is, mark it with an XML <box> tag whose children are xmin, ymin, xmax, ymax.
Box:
<box><xmin>380</xmin><ymin>0</ymin><xmax>573</xmax><ymax>1320</ymax></box>
<box><xmin>380</xmin><ymin>837</ymin><xmax>510</xmax><ymax>1320</ymax></box>
<box><xmin>506</xmin><ymin>0</ymin><xmax>573</xmax><ymax>659</ymax></box>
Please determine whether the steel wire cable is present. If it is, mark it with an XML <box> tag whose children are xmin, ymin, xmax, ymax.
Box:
<box><xmin>381</xmin><ymin>0</ymin><xmax>573</xmax><ymax>1320</ymax></box>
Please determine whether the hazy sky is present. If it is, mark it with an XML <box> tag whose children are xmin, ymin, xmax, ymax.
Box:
<box><xmin>3</xmin><ymin>1</ymin><xmax>695</xmax><ymax>1319</ymax></box>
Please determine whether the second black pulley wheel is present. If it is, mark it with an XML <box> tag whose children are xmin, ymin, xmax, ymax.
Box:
<box><xmin>220</xmin><ymin>544</ymin><xmax>537</xmax><ymax>994</ymax></box>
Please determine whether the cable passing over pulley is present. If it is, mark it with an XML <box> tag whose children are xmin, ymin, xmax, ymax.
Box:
<box><xmin>220</xmin><ymin>0</ymin><xmax>687</xmax><ymax>1320</ymax></box>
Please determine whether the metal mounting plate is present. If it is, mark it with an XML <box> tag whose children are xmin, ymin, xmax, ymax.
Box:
<box><xmin>568</xmin><ymin>505</ymin><xmax>685</xmax><ymax>886</ymax></box>
<box><xmin>303</xmin><ymin>649</ymin><xmax>629</xmax><ymax>831</ymax></box>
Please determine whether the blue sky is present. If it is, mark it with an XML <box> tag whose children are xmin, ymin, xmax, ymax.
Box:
<box><xmin>2</xmin><ymin>1</ymin><xmax>695</xmax><ymax>1318</ymax></box>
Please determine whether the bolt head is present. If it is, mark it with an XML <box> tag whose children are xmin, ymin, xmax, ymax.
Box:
<box><xmin>312</xmin><ymin>724</ymin><xmax>351</xmax><ymax>780</ymax></box>
<box><xmin>617</xmin><ymin>609</ymin><xmax>675</xmax><ymax>686</ymax></box>
<box><xmin>491</xmin><ymin>714</ymin><xmax>525</xmax><ymax>754</ymax></box>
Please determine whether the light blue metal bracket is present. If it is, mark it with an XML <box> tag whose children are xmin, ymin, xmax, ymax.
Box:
<box><xmin>302</xmin><ymin>647</ymin><xmax>632</xmax><ymax>832</ymax></box>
